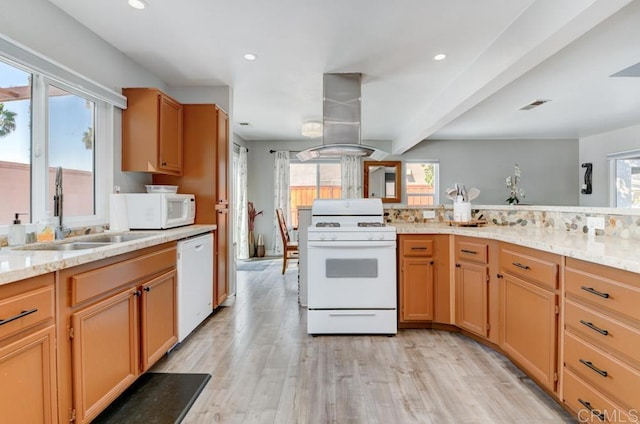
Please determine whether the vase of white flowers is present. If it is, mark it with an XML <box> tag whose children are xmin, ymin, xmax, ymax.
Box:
<box><xmin>506</xmin><ymin>164</ymin><xmax>525</xmax><ymax>205</ymax></box>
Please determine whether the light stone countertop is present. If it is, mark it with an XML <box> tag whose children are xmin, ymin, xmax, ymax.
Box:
<box><xmin>0</xmin><ymin>225</ymin><xmax>216</xmax><ymax>286</ymax></box>
<box><xmin>393</xmin><ymin>222</ymin><xmax>640</xmax><ymax>274</ymax></box>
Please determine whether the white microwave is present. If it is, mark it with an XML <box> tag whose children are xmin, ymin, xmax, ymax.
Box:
<box><xmin>122</xmin><ymin>193</ymin><xmax>196</xmax><ymax>229</ymax></box>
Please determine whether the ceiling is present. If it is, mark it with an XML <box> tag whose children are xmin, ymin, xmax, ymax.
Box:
<box><xmin>48</xmin><ymin>0</ymin><xmax>638</xmax><ymax>153</ymax></box>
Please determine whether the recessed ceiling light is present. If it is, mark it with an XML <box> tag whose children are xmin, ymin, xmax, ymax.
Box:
<box><xmin>244</xmin><ymin>53</ymin><xmax>257</xmax><ymax>61</ymax></box>
<box><xmin>128</xmin><ymin>0</ymin><xmax>147</xmax><ymax>10</ymax></box>
<box><xmin>433</xmin><ymin>53</ymin><xmax>447</xmax><ymax>61</ymax></box>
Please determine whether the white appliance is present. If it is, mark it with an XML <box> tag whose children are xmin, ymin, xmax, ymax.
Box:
<box><xmin>122</xmin><ymin>193</ymin><xmax>195</xmax><ymax>229</ymax></box>
<box><xmin>307</xmin><ymin>198</ymin><xmax>397</xmax><ymax>335</ymax></box>
<box><xmin>177</xmin><ymin>233</ymin><xmax>214</xmax><ymax>342</ymax></box>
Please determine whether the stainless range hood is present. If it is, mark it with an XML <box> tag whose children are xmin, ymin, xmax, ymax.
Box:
<box><xmin>296</xmin><ymin>73</ymin><xmax>389</xmax><ymax>161</ymax></box>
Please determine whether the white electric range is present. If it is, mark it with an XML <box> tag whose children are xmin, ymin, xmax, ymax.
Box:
<box><xmin>307</xmin><ymin>198</ymin><xmax>397</xmax><ymax>335</ymax></box>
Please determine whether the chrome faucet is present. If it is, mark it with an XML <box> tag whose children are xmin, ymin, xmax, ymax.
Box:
<box><xmin>54</xmin><ymin>166</ymin><xmax>66</xmax><ymax>240</ymax></box>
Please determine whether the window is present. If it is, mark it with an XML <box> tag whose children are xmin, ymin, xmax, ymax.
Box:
<box><xmin>0</xmin><ymin>54</ymin><xmax>113</xmax><ymax>229</ymax></box>
<box><xmin>405</xmin><ymin>161</ymin><xmax>439</xmax><ymax>205</ymax></box>
<box><xmin>607</xmin><ymin>150</ymin><xmax>640</xmax><ymax>208</ymax></box>
<box><xmin>0</xmin><ymin>60</ymin><xmax>31</xmax><ymax>225</ymax></box>
<box><xmin>289</xmin><ymin>161</ymin><xmax>341</xmax><ymax>227</ymax></box>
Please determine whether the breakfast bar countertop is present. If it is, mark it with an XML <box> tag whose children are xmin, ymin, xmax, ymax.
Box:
<box><xmin>0</xmin><ymin>225</ymin><xmax>216</xmax><ymax>286</ymax></box>
<box><xmin>393</xmin><ymin>222</ymin><xmax>640</xmax><ymax>274</ymax></box>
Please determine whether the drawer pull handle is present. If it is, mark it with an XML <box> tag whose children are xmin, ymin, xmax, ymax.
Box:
<box><xmin>579</xmin><ymin>359</ymin><xmax>608</xmax><ymax>377</ymax></box>
<box><xmin>0</xmin><ymin>308</ymin><xmax>38</xmax><ymax>327</ymax></box>
<box><xmin>512</xmin><ymin>262</ymin><xmax>530</xmax><ymax>270</ymax></box>
<box><xmin>580</xmin><ymin>320</ymin><xmax>609</xmax><ymax>336</ymax></box>
<box><xmin>581</xmin><ymin>286</ymin><xmax>610</xmax><ymax>299</ymax></box>
<box><xmin>461</xmin><ymin>249</ymin><xmax>477</xmax><ymax>254</ymax></box>
<box><xmin>411</xmin><ymin>247</ymin><xmax>428</xmax><ymax>250</ymax></box>
<box><xmin>578</xmin><ymin>399</ymin><xmax>605</xmax><ymax>422</ymax></box>
<box><xmin>329</xmin><ymin>312</ymin><xmax>375</xmax><ymax>317</ymax></box>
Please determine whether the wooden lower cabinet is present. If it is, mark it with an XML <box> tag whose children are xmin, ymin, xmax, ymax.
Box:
<box><xmin>563</xmin><ymin>257</ymin><xmax>640</xmax><ymax>418</ymax></box>
<box><xmin>500</xmin><ymin>273</ymin><xmax>558</xmax><ymax>391</ymax></box>
<box><xmin>57</xmin><ymin>243</ymin><xmax>178</xmax><ymax>423</ymax></box>
<box><xmin>71</xmin><ymin>287</ymin><xmax>139</xmax><ymax>423</ymax></box>
<box><xmin>499</xmin><ymin>243</ymin><xmax>560</xmax><ymax>393</ymax></box>
<box><xmin>456</xmin><ymin>261</ymin><xmax>489</xmax><ymax>337</ymax></box>
<box><xmin>401</xmin><ymin>257</ymin><xmax>434</xmax><ymax>321</ymax></box>
<box><xmin>140</xmin><ymin>270</ymin><xmax>178</xmax><ymax>371</ymax></box>
<box><xmin>398</xmin><ymin>234</ymin><xmax>450</xmax><ymax>326</ymax></box>
<box><xmin>0</xmin><ymin>273</ymin><xmax>57</xmax><ymax>424</ymax></box>
<box><xmin>0</xmin><ymin>325</ymin><xmax>57</xmax><ymax>423</ymax></box>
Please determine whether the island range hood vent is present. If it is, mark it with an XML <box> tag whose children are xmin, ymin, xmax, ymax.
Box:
<box><xmin>296</xmin><ymin>73</ymin><xmax>389</xmax><ymax>162</ymax></box>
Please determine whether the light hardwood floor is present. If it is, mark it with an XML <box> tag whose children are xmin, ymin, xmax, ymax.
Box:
<box><xmin>153</xmin><ymin>259</ymin><xmax>575</xmax><ymax>424</ymax></box>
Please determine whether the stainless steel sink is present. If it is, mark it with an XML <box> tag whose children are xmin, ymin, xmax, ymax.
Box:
<box><xmin>16</xmin><ymin>233</ymin><xmax>156</xmax><ymax>251</ymax></box>
<box><xmin>21</xmin><ymin>241</ymin><xmax>112</xmax><ymax>251</ymax></box>
<box><xmin>80</xmin><ymin>233</ymin><xmax>154</xmax><ymax>243</ymax></box>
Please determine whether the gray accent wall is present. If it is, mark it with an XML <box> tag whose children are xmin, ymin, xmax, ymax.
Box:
<box><xmin>247</xmin><ymin>138</ymin><xmax>578</xmax><ymax>253</ymax></box>
<box><xmin>404</xmin><ymin>139</ymin><xmax>579</xmax><ymax>206</ymax></box>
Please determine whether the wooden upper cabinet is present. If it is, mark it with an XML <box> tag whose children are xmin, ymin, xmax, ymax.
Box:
<box><xmin>122</xmin><ymin>88</ymin><xmax>183</xmax><ymax>175</ymax></box>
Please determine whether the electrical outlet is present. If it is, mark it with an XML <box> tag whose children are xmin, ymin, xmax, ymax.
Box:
<box><xmin>587</xmin><ymin>216</ymin><xmax>605</xmax><ymax>230</ymax></box>
<box><xmin>422</xmin><ymin>210</ymin><xmax>436</xmax><ymax>219</ymax></box>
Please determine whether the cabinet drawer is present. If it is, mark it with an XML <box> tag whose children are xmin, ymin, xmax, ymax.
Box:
<box><xmin>401</xmin><ymin>239</ymin><xmax>433</xmax><ymax>257</ymax></box>
<box><xmin>566</xmin><ymin>267</ymin><xmax>640</xmax><ymax>322</ymax></box>
<box><xmin>0</xmin><ymin>286</ymin><xmax>54</xmax><ymax>340</ymax></box>
<box><xmin>71</xmin><ymin>246</ymin><xmax>176</xmax><ymax>306</ymax></box>
<box><xmin>500</xmin><ymin>247</ymin><xmax>558</xmax><ymax>290</ymax></box>
<box><xmin>563</xmin><ymin>368</ymin><xmax>631</xmax><ymax>423</ymax></box>
<box><xmin>455</xmin><ymin>240</ymin><xmax>488</xmax><ymax>264</ymax></box>
<box><xmin>564</xmin><ymin>332</ymin><xmax>640</xmax><ymax>410</ymax></box>
<box><xmin>565</xmin><ymin>300</ymin><xmax>640</xmax><ymax>366</ymax></box>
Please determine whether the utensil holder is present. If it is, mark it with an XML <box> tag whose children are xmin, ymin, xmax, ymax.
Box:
<box><xmin>453</xmin><ymin>202</ymin><xmax>471</xmax><ymax>222</ymax></box>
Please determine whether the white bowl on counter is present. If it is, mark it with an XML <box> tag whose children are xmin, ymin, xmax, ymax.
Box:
<box><xmin>145</xmin><ymin>185</ymin><xmax>178</xmax><ymax>194</ymax></box>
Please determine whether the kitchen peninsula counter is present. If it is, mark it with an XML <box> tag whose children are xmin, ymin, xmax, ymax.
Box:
<box><xmin>0</xmin><ymin>224</ymin><xmax>216</xmax><ymax>286</ymax></box>
<box><xmin>393</xmin><ymin>222</ymin><xmax>640</xmax><ymax>274</ymax></box>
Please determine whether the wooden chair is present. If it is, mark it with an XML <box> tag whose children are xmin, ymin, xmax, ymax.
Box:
<box><xmin>276</xmin><ymin>208</ymin><xmax>299</xmax><ymax>274</ymax></box>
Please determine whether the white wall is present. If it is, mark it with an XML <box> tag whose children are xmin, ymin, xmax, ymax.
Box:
<box><xmin>404</xmin><ymin>139</ymin><xmax>579</xmax><ymax>206</ymax></box>
<box><xmin>167</xmin><ymin>86</ymin><xmax>232</xmax><ymax>113</ymax></box>
<box><xmin>579</xmin><ymin>123</ymin><xmax>640</xmax><ymax>207</ymax></box>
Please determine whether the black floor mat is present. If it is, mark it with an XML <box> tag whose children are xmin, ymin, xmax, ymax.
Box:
<box><xmin>92</xmin><ymin>373</ymin><xmax>211</xmax><ymax>424</ymax></box>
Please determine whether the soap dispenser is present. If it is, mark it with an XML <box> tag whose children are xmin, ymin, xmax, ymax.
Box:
<box><xmin>8</xmin><ymin>213</ymin><xmax>27</xmax><ymax>246</ymax></box>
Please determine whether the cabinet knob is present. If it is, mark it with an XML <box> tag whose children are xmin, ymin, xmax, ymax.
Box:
<box><xmin>144</xmin><ymin>287</ymin><xmax>151</xmax><ymax>292</ymax></box>
<box><xmin>134</xmin><ymin>290</ymin><xmax>141</xmax><ymax>297</ymax></box>
<box><xmin>455</xmin><ymin>263</ymin><xmax>461</xmax><ymax>268</ymax></box>
<box><xmin>430</xmin><ymin>261</ymin><xmax>434</xmax><ymax>265</ymax></box>
<box><xmin>161</xmin><ymin>162</ymin><xmax>167</xmax><ymax>166</ymax></box>
<box><xmin>496</xmin><ymin>273</ymin><xmax>504</xmax><ymax>279</ymax></box>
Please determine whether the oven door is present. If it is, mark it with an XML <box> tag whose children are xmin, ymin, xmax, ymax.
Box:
<box><xmin>307</xmin><ymin>240</ymin><xmax>396</xmax><ymax>309</ymax></box>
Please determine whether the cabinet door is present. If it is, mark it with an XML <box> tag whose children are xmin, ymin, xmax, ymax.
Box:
<box><xmin>215</xmin><ymin>108</ymin><xmax>229</xmax><ymax>307</ymax></box>
<box><xmin>140</xmin><ymin>270</ymin><xmax>178</xmax><ymax>371</ymax></box>
<box><xmin>158</xmin><ymin>94</ymin><xmax>183</xmax><ymax>174</ymax></box>
<box><xmin>0</xmin><ymin>325</ymin><xmax>57</xmax><ymax>424</ymax></box>
<box><xmin>400</xmin><ymin>257</ymin><xmax>434</xmax><ymax>321</ymax></box>
<box><xmin>456</xmin><ymin>261</ymin><xmax>488</xmax><ymax>337</ymax></box>
<box><xmin>71</xmin><ymin>287</ymin><xmax>139</xmax><ymax>424</ymax></box>
<box><xmin>500</xmin><ymin>273</ymin><xmax>558</xmax><ymax>391</ymax></box>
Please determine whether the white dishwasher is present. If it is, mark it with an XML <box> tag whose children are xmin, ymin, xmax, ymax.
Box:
<box><xmin>177</xmin><ymin>233</ymin><xmax>214</xmax><ymax>343</ymax></box>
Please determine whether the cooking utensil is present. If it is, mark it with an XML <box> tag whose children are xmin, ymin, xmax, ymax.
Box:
<box><xmin>468</xmin><ymin>187</ymin><xmax>480</xmax><ymax>201</ymax></box>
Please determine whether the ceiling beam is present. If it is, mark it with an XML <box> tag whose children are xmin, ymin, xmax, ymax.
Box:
<box><xmin>392</xmin><ymin>0</ymin><xmax>633</xmax><ymax>154</ymax></box>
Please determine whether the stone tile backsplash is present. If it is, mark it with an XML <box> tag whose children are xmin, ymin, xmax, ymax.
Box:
<box><xmin>385</xmin><ymin>206</ymin><xmax>640</xmax><ymax>240</ymax></box>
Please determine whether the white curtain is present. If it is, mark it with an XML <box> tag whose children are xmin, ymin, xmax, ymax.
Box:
<box><xmin>234</xmin><ymin>147</ymin><xmax>249</xmax><ymax>259</ymax></box>
<box><xmin>272</xmin><ymin>151</ymin><xmax>290</xmax><ymax>255</ymax></box>
<box><xmin>341</xmin><ymin>156</ymin><xmax>362</xmax><ymax>198</ymax></box>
